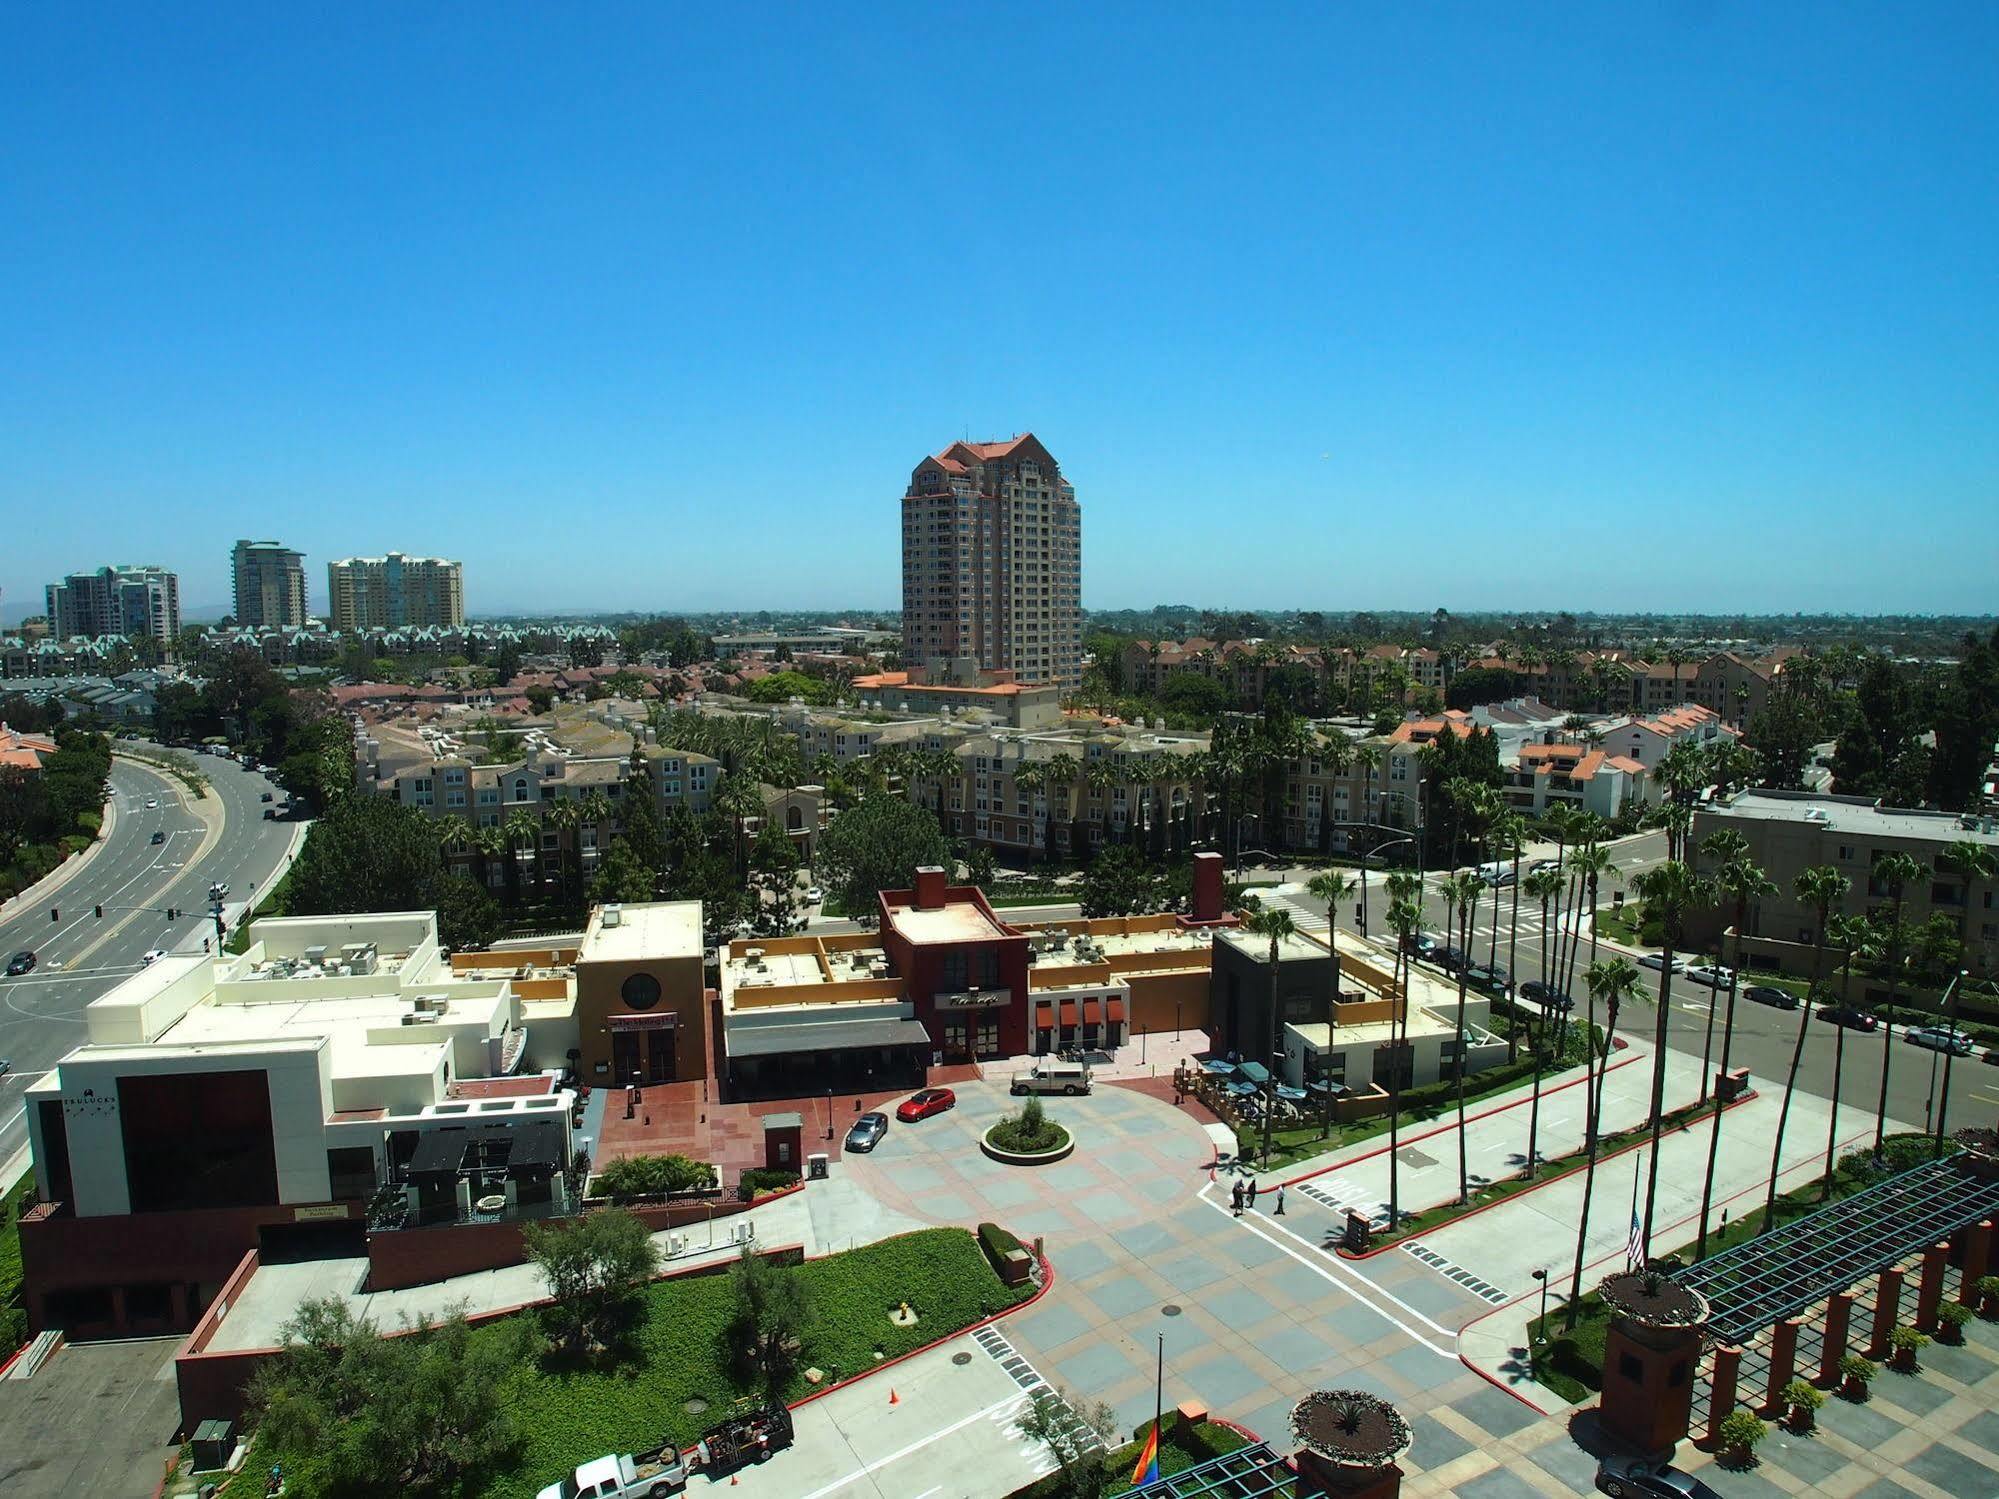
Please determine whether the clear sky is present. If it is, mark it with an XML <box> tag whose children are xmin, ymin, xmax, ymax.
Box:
<box><xmin>4</xmin><ymin>5</ymin><xmax>1995</xmax><ymax>621</ymax></box>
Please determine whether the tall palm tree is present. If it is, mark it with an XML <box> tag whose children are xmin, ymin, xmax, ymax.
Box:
<box><xmin>1562</xmin><ymin>840</ymin><xmax>1619</xmax><ymax>1040</ymax></box>
<box><xmin>1443</xmin><ymin>868</ymin><xmax>1486</xmax><ymax>1203</ymax></box>
<box><xmin>1765</xmin><ymin>865</ymin><xmax>1850</xmax><ymax>1228</ymax></box>
<box><xmin>1306</xmin><ymin>869</ymin><xmax>1356</xmax><ymax>945</ymax></box>
<box><xmin>1940</xmin><ymin>841</ymin><xmax>1998</xmax><ymax>980</ymax></box>
<box><xmin>544</xmin><ymin>796</ymin><xmax>582</xmax><ymax>906</ymax></box>
<box><xmin>1870</xmin><ymin>851</ymin><xmax>1925</xmax><ymax>1155</ymax></box>
<box><xmin>1243</xmin><ymin>905</ymin><xmax>1298</xmax><ymax>1164</ymax></box>
<box><xmin>1490</xmin><ymin>808</ymin><xmax>1528</xmax><ymax>996</ymax></box>
<box><xmin>1013</xmin><ymin>762</ymin><xmax>1048</xmax><ymax>863</ymax></box>
<box><xmin>1692</xmin><ymin>830</ymin><xmax>1774</xmax><ymax>1257</ymax></box>
<box><xmin>473</xmin><ymin>819</ymin><xmax>509</xmax><ymax>894</ymax></box>
<box><xmin>1384</xmin><ymin>887</ymin><xmax>1423</xmax><ymax>1228</ymax></box>
<box><xmin>1822</xmin><ymin>913</ymin><xmax>1878</xmax><ymax>1200</ymax></box>
<box><xmin>1567</xmin><ymin>955</ymin><xmax>1640</xmax><ymax>1327</ymax></box>
<box><xmin>502</xmin><ymin>807</ymin><xmax>539</xmax><ymax>905</ymax></box>
<box><xmin>1629</xmin><ymin>860</ymin><xmax>1714</xmax><ymax>1260</ymax></box>
<box><xmin>1522</xmin><ymin>866</ymin><xmax>1566</xmax><ymax>1173</ymax></box>
<box><xmin>1351</xmin><ymin>743</ymin><xmax>1385</xmax><ymax>929</ymax></box>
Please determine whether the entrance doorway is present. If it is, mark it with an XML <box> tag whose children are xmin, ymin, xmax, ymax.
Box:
<box><xmin>646</xmin><ymin>1027</ymin><xmax>675</xmax><ymax>1082</ymax></box>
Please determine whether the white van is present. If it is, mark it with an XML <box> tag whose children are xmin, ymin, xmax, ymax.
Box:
<box><xmin>1011</xmin><ymin>1059</ymin><xmax>1094</xmax><ymax>1096</ymax></box>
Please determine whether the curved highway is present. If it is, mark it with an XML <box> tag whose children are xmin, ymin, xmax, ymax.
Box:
<box><xmin>0</xmin><ymin>742</ymin><xmax>304</xmax><ymax>1166</ymax></box>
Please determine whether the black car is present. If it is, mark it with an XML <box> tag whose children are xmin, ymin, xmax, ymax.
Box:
<box><xmin>1817</xmin><ymin>1004</ymin><xmax>1880</xmax><ymax>1032</ymax></box>
<box><xmin>1433</xmin><ymin>945</ymin><xmax>1470</xmax><ymax>973</ymax></box>
<box><xmin>844</xmin><ymin>1111</ymin><xmax>888</xmax><ymax>1153</ymax></box>
<box><xmin>1519</xmin><ymin>980</ymin><xmax>1575</xmax><ymax>1011</ymax></box>
<box><xmin>260</xmin><ymin>791</ymin><xmax>274</xmax><ymax>803</ymax></box>
<box><xmin>151</xmin><ymin>829</ymin><xmax>166</xmax><ymax>845</ymax></box>
<box><xmin>1596</xmin><ymin>1455</ymin><xmax>1721</xmax><ymax>1498</ymax></box>
<box><xmin>1463</xmin><ymin>963</ymin><xmax>1511</xmax><ymax>995</ymax></box>
<box><xmin>1742</xmin><ymin>983</ymin><xmax>1800</xmax><ymax>1011</ymax></box>
<box><xmin>5</xmin><ymin>950</ymin><xmax>35</xmax><ymax>977</ymax></box>
<box><xmin>1400</xmin><ymin>932</ymin><xmax>1442</xmax><ymax>959</ymax></box>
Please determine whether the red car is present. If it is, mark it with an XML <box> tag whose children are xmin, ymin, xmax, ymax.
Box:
<box><xmin>895</xmin><ymin>1087</ymin><xmax>956</xmax><ymax>1123</ymax></box>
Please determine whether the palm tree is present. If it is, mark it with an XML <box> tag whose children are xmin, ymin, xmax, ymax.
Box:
<box><xmin>1629</xmin><ymin>860</ymin><xmax>1714</xmax><ymax>1260</ymax></box>
<box><xmin>714</xmin><ymin>770</ymin><xmax>762</xmax><ymax>878</ymax></box>
<box><xmin>544</xmin><ymin>796</ymin><xmax>582</xmax><ymax>906</ymax></box>
<box><xmin>1567</xmin><ymin>955</ymin><xmax>1640</xmax><ymax>1327</ymax></box>
<box><xmin>1822</xmin><ymin>913</ymin><xmax>1878</xmax><ymax>1200</ymax></box>
<box><xmin>1351</xmin><ymin>743</ymin><xmax>1385</xmax><ymax>929</ymax></box>
<box><xmin>1384</xmin><ymin>886</ymin><xmax>1423</xmax><ymax>1228</ymax></box>
<box><xmin>502</xmin><ymin>807</ymin><xmax>539</xmax><ymax>905</ymax></box>
<box><xmin>1443</xmin><ymin>868</ymin><xmax>1486</xmax><ymax>1203</ymax></box>
<box><xmin>1490</xmin><ymin>808</ymin><xmax>1527</xmax><ymax>993</ymax></box>
<box><xmin>1940</xmin><ymin>841</ymin><xmax>1998</xmax><ymax>980</ymax></box>
<box><xmin>473</xmin><ymin>819</ymin><xmax>508</xmax><ymax>894</ymax></box>
<box><xmin>1870</xmin><ymin>851</ymin><xmax>1925</xmax><ymax>1156</ymax></box>
<box><xmin>1692</xmin><ymin>830</ymin><xmax>1775</xmax><ymax>1257</ymax></box>
<box><xmin>1562</xmin><ymin>840</ymin><xmax>1619</xmax><ymax>1043</ymax></box>
<box><xmin>1243</xmin><ymin>905</ymin><xmax>1298</xmax><ymax>1164</ymax></box>
<box><xmin>1765</xmin><ymin>865</ymin><xmax>1850</xmax><ymax>1228</ymax></box>
<box><xmin>1014</xmin><ymin>762</ymin><xmax>1049</xmax><ymax>863</ymax></box>
<box><xmin>1522</xmin><ymin>866</ymin><xmax>1565</xmax><ymax>1174</ymax></box>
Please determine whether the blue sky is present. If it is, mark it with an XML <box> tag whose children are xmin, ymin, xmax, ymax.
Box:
<box><xmin>4</xmin><ymin>5</ymin><xmax>1995</xmax><ymax>620</ymax></box>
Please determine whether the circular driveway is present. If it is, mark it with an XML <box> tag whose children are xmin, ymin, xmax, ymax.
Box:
<box><xmin>840</xmin><ymin>1079</ymin><xmax>1215</xmax><ymax>1241</ymax></box>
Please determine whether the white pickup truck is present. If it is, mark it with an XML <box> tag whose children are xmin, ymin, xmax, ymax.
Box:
<box><xmin>537</xmin><ymin>1443</ymin><xmax>687</xmax><ymax>1499</ymax></box>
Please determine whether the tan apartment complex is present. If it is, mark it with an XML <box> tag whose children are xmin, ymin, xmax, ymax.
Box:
<box><xmin>328</xmin><ymin>552</ymin><xmax>465</xmax><ymax>630</ymax></box>
<box><xmin>230</xmin><ymin>539</ymin><xmax>309</xmax><ymax>628</ymax></box>
<box><xmin>900</xmin><ymin>433</ymin><xmax>1082</xmax><ymax>689</ymax></box>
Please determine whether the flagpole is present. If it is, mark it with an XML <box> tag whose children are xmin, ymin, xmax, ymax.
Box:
<box><xmin>1630</xmin><ymin>1150</ymin><xmax>1643</xmax><ymax>1264</ymax></box>
<box><xmin>1153</xmin><ymin>1330</ymin><xmax>1164</xmax><ymax>1456</ymax></box>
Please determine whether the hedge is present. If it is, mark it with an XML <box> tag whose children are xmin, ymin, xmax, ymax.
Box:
<box><xmin>977</xmin><ymin>1221</ymin><xmax>1024</xmax><ymax>1272</ymax></box>
<box><xmin>593</xmin><ymin>1153</ymin><xmax>716</xmax><ymax>1202</ymax></box>
<box><xmin>737</xmin><ymin>1168</ymin><xmax>800</xmax><ymax>1201</ymax></box>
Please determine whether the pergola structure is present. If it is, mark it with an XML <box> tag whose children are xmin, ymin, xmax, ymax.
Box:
<box><xmin>1675</xmin><ymin>1151</ymin><xmax>1999</xmax><ymax>1343</ymax></box>
<box><xmin>1134</xmin><ymin>1443</ymin><xmax>1296</xmax><ymax>1497</ymax></box>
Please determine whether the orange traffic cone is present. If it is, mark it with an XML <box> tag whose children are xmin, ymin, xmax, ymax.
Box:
<box><xmin>889</xmin><ymin>1387</ymin><xmax>900</xmax><ymax>1406</ymax></box>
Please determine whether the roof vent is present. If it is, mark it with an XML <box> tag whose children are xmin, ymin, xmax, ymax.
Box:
<box><xmin>602</xmin><ymin>904</ymin><xmax>622</xmax><ymax>929</ymax></box>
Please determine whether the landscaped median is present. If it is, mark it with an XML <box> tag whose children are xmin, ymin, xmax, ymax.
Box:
<box><xmin>1337</xmin><ymin>1087</ymin><xmax>1757</xmax><ymax>1257</ymax></box>
<box><xmin>981</xmin><ymin>1095</ymin><xmax>1075</xmax><ymax>1164</ymax></box>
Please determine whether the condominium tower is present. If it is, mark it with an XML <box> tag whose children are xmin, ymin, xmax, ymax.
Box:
<box><xmin>327</xmin><ymin>553</ymin><xmax>465</xmax><ymax>631</ymax></box>
<box><xmin>900</xmin><ymin>433</ymin><xmax>1082</xmax><ymax>688</ymax></box>
<box><xmin>45</xmin><ymin>565</ymin><xmax>181</xmax><ymax>642</ymax></box>
<box><xmin>230</xmin><ymin>539</ymin><xmax>309</xmax><ymax>628</ymax></box>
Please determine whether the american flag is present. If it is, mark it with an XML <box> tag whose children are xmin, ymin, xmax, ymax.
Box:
<box><xmin>1627</xmin><ymin>1210</ymin><xmax>1645</xmax><ymax>1271</ymax></box>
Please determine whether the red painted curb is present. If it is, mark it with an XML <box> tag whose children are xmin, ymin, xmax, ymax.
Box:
<box><xmin>1336</xmin><ymin>1090</ymin><xmax>1760</xmax><ymax>1260</ymax></box>
<box><xmin>1278</xmin><ymin>1048</ymin><xmax>1645</xmax><ymax>1190</ymax></box>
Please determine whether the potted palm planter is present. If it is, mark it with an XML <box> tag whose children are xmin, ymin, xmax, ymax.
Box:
<box><xmin>1838</xmin><ymin>1353</ymin><xmax>1876</xmax><ymax>1401</ymax></box>
<box><xmin>1715</xmin><ymin>1409</ymin><xmax>1766</xmax><ymax>1470</ymax></box>
<box><xmin>1953</xmin><ymin>1127</ymin><xmax>1999</xmax><ymax>1182</ymax></box>
<box><xmin>1289</xmin><ymin>1389</ymin><xmax>1414</xmax><ymax>1485</ymax></box>
<box><xmin>1936</xmin><ymin>1300</ymin><xmax>1973</xmax><ymax>1345</ymax></box>
<box><xmin>1887</xmin><ymin>1324</ymin><xmax>1928</xmax><ymax>1374</ymax></box>
<box><xmin>1780</xmin><ymin>1377</ymin><xmax>1824</xmax><ymax>1434</ymax></box>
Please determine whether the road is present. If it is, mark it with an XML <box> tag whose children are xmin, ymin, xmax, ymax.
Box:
<box><xmin>0</xmin><ymin>743</ymin><xmax>300</xmax><ymax>1167</ymax></box>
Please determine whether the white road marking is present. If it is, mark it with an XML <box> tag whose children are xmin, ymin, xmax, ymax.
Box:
<box><xmin>792</xmin><ymin>1390</ymin><xmax>1037</xmax><ymax>1499</ymax></box>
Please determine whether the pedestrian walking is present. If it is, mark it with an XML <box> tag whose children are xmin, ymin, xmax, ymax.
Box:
<box><xmin>1230</xmin><ymin>1180</ymin><xmax>1244</xmax><ymax>1215</ymax></box>
<box><xmin>1274</xmin><ymin>1185</ymin><xmax>1286</xmax><ymax>1215</ymax></box>
<box><xmin>1248</xmin><ymin>1180</ymin><xmax>1259</xmax><ymax>1211</ymax></box>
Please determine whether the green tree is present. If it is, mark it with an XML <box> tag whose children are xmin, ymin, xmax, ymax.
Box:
<box><xmin>287</xmin><ymin>796</ymin><xmax>446</xmax><ymax>918</ymax></box>
<box><xmin>1694</xmin><ymin>829</ymin><xmax>1775</xmax><ymax>1257</ymax></box>
<box><xmin>1870</xmin><ymin>851</ymin><xmax>1926</xmax><ymax>1155</ymax></box>
<box><xmin>748</xmin><ymin>816</ymin><xmax>803</xmax><ymax>936</ymax></box>
<box><xmin>1242</xmin><ymin>905</ymin><xmax>1298</xmax><ymax>1164</ymax></box>
<box><xmin>1629</xmin><ymin>861</ymin><xmax>1713</xmax><ymax>1260</ymax></box>
<box><xmin>619</xmin><ymin>751</ymin><xmax>666</xmax><ymax>884</ymax></box>
<box><xmin>725</xmin><ymin>1245</ymin><xmax>809</xmax><ymax>1394</ymax></box>
<box><xmin>1017</xmin><ymin>1386</ymin><xmax>1119</xmax><ymax>1499</ymax></box>
<box><xmin>589</xmin><ymin>837</ymin><xmax>657</xmax><ymax>905</ymax></box>
<box><xmin>1077</xmin><ymin>843</ymin><xmax>1161</xmax><ymax>917</ymax></box>
<box><xmin>1823</xmin><ymin>913</ymin><xmax>1877</xmax><ymax>1198</ymax></box>
<box><xmin>815</xmin><ymin>792</ymin><xmax>950</xmax><ymax>925</ymax></box>
<box><xmin>1766</xmin><ymin>865</ymin><xmax>1850</xmax><ymax>1227</ymax></box>
<box><xmin>1442</xmin><ymin>869</ymin><xmax>1486</xmax><ymax>1202</ymax></box>
<box><xmin>1567</xmin><ymin>956</ymin><xmax>1639</xmax><ymax>1328</ymax></box>
<box><xmin>431</xmin><ymin>872</ymin><xmax>500</xmax><ymax>949</ymax></box>
<box><xmin>246</xmin><ymin>1297</ymin><xmax>533</xmax><ymax>1496</ymax></box>
<box><xmin>522</xmin><ymin>1206</ymin><xmax>661</xmax><ymax>1360</ymax></box>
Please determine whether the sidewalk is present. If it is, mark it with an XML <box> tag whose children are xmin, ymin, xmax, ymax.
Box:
<box><xmin>1452</xmin><ymin>1089</ymin><xmax>1903</xmax><ymax>1411</ymax></box>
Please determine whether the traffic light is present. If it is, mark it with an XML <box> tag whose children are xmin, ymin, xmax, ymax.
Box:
<box><xmin>167</xmin><ymin>907</ymin><xmax>179</xmax><ymax>921</ymax></box>
<box><xmin>50</xmin><ymin>908</ymin><xmax>58</xmax><ymax>922</ymax></box>
<box><xmin>95</xmin><ymin>905</ymin><xmax>104</xmax><ymax>918</ymax></box>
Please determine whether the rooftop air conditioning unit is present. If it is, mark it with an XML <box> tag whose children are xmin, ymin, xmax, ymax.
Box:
<box><xmin>602</xmin><ymin>904</ymin><xmax>622</xmax><ymax>929</ymax></box>
<box><xmin>303</xmin><ymin>945</ymin><xmax>329</xmax><ymax>965</ymax></box>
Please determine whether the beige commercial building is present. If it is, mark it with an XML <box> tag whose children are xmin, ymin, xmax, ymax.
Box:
<box><xmin>900</xmin><ymin>433</ymin><xmax>1082</xmax><ymax>689</ymax></box>
<box><xmin>230</xmin><ymin>540</ymin><xmax>309</xmax><ymax>628</ymax></box>
<box><xmin>328</xmin><ymin>552</ymin><xmax>465</xmax><ymax>631</ymax></box>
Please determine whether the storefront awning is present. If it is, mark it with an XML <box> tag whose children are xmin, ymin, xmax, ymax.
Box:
<box><xmin>727</xmin><ymin>1016</ymin><xmax>934</xmax><ymax>1059</ymax></box>
<box><xmin>1106</xmin><ymin>997</ymin><xmax>1126</xmax><ymax>1023</ymax></box>
<box><xmin>1058</xmin><ymin>999</ymin><xmax>1080</xmax><ymax>1028</ymax></box>
<box><xmin>1081</xmin><ymin>998</ymin><xmax>1102</xmax><ymax>1025</ymax></box>
<box><xmin>1034</xmin><ymin>1000</ymin><xmax>1055</xmax><ymax>1029</ymax></box>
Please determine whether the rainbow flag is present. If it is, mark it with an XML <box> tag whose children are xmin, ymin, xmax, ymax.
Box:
<box><xmin>1131</xmin><ymin>1422</ymin><xmax>1160</xmax><ymax>1487</ymax></box>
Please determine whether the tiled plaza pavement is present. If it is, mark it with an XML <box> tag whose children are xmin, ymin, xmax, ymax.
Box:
<box><xmin>840</xmin><ymin>1078</ymin><xmax>1520</xmax><ymax>1476</ymax></box>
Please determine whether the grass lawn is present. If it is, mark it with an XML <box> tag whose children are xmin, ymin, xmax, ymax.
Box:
<box><xmin>1593</xmin><ymin>903</ymin><xmax>1649</xmax><ymax>947</ymax></box>
<box><xmin>481</xmin><ymin>1228</ymin><xmax>1031</xmax><ymax>1499</ymax></box>
<box><xmin>1525</xmin><ymin>1132</ymin><xmax>1943</xmax><ymax>1402</ymax></box>
<box><xmin>0</xmin><ymin>1171</ymin><xmax>32</xmax><ymax>1352</ymax></box>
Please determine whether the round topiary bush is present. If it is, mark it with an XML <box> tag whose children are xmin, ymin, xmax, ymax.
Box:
<box><xmin>981</xmin><ymin>1096</ymin><xmax>1074</xmax><ymax>1164</ymax></box>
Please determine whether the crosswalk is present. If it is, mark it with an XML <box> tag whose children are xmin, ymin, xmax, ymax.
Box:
<box><xmin>972</xmin><ymin>1325</ymin><xmax>1106</xmax><ymax>1458</ymax></box>
<box><xmin>1293</xmin><ymin>1175</ymin><xmax>1387</xmax><ymax>1228</ymax></box>
<box><xmin>1401</xmin><ymin>1240</ymin><xmax>1511</xmax><ymax>1305</ymax></box>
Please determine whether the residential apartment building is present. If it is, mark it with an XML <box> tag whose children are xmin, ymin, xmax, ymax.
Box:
<box><xmin>44</xmin><ymin>565</ymin><xmax>181</xmax><ymax>643</ymax></box>
<box><xmin>327</xmin><ymin>553</ymin><xmax>465</xmax><ymax>631</ymax></box>
<box><xmin>229</xmin><ymin>539</ymin><xmax>309</xmax><ymax>628</ymax></box>
<box><xmin>900</xmin><ymin>433</ymin><xmax>1082</xmax><ymax>689</ymax></box>
<box><xmin>849</xmin><ymin>660</ymin><xmax>1064</xmax><ymax>729</ymax></box>
<box><xmin>1685</xmin><ymin>790</ymin><xmax>1999</xmax><ymax>981</ymax></box>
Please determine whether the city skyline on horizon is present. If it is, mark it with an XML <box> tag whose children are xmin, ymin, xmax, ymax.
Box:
<box><xmin>6</xmin><ymin>8</ymin><xmax>1996</xmax><ymax>621</ymax></box>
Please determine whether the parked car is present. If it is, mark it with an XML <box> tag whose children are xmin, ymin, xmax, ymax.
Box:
<box><xmin>895</xmin><ymin>1087</ymin><xmax>957</xmax><ymax>1122</ymax></box>
<box><xmin>141</xmin><ymin>949</ymin><xmax>168</xmax><ymax>966</ymax></box>
<box><xmin>1012</xmin><ymin>1060</ymin><xmax>1093</xmax><ymax>1096</ymax></box>
<box><xmin>1636</xmin><ymin>953</ymin><xmax>1685</xmax><ymax>974</ymax></box>
<box><xmin>1519</xmin><ymin>980</ymin><xmax>1574</xmax><ymax>1011</ymax></box>
<box><xmin>144</xmin><ymin>797</ymin><xmax>158</xmax><ymax>809</ymax></box>
<box><xmin>1742</xmin><ymin>983</ymin><xmax>1800</xmax><ymax>1011</ymax></box>
<box><xmin>1432</xmin><ymin>945</ymin><xmax>1470</xmax><ymax>973</ymax></box>
<box><xmin>1817</xmin><ymin>1005</ymin><xmax>1880</xmax><ymax>1032</ymax></box>
<box><xmin>694</xmin><ymin>1403</ymin><xmax>793</xmax><ymax>1475</ymax></box>
<box><xmin>1463</xmin><ymin>962</ymin><xmax>1511</xmax><ymax>995</ymax></box>
<box><xmin>5</xmin><ymin>951</ymin><xmax>35</xmax><ymax>977</ymax></box>
<box><xmin>844</xmin><ymin>1111</ymin><xmax>888</xmax><ymax>1152</ymax></box>
<box><xmin>1682</xmin><ymin>963</ymin><xmax>1735</xmax><ymax>989</ymax></box>
<box><xmin>1400</xmin><ymin>932</ymin><xmax>1442</xmax><ymax>959</ymax></box>
<box><xmin>151</xmin><ymin>830</ymin><xmax>166</xmax><ymax>845</ymax></box>
<box><xmin>1596</xmin><ymin>1454</ymin><xmax>1722</xmax><ymax>1498</ymax></box>
<box><xmin>260</xmin><ymin>791</ymin><xmax>274</xmax><ymax>803</ymax></box>
<box><xmin>1904</xmin><ymin>1025</ymin><xmax>1976</xmax><ymax>1056</ymax></box>
<box><xmin>1474</xmin><ymin>861</ymin><xmax>1515</xmax><ymax>886</ymax></box>
<box><xmin>804</xmin><ymin>886</ymin><xmax>824</xmax><ymax>904</ymax></box>
<box><xmin>538</xmin><ymin>1440</ymin><xmax>687</xmax><ymax>1499</ymax></box>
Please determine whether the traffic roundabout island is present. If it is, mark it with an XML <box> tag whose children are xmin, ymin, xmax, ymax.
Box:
<box><xmin>979</xmin><ymin>1102</ymin><xmax>1074</xmax><ymax>1165</ymax></box>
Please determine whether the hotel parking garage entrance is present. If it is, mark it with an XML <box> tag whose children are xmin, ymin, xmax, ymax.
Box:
<box><xmin>609</xmin><ymin>1014</ymin><xmax>675</xmax><ymax>1085</ymax></box>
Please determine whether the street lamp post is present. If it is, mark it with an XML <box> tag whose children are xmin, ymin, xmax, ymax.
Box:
<box><xmin>1531</xmin><ymin>1268</ymin><xmax>1550</xmax><ymax>1344</ymax></box>
<box><xmin>1931</xmin><ymin>969</ymin><xmax>1970</xmax><ymax>1158</ymax></box>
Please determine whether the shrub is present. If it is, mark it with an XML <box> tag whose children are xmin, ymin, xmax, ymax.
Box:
<box><xmin>1838</xmin><ymin>1353</ymin><xmax>1875</xmax><ymax>1396</ymax></box>
<box><xmin>594</xmin><ymin>1153</ymin><xmax>715</xmax><ymax>1203</ymax></box>
<box><xmin>1936</xmin><ymin>1301</ymin><xmax>1972</xmax><ymax>1339</ymax></box>
<box><xmin>1888</xmin><ymin>1325</ymin><xmax>1928</xmax><ymax>1353</ymax></box>
<box><xmin>1781</xmin><ymin>1377</ymin><xmax>1823</xmax><ymax>1413</ymax></box>
<box><xmin>977</xmin><ymin>1222</ymin><xmax>1024</xmax><ymax>1272</ymax></box>
<box><xmin>737</xmin><ymin>1168</ymin><xmax>800</xmax><ymax>1202</ymax></box>
<box><xmin>1716</xmin><ymin>1410</ymin><xmax>1765</xmax><ymax>1464</ymax></box>
<box><xmin>989</xmin><ymin>1096</ymin><xmax>1068</xmax><ymax>1154</ymax></box>
<box><xmin>1978</xmin><ymin>1274</ymin><xmax>1999</xmax><ymax>1315</ymax></box>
